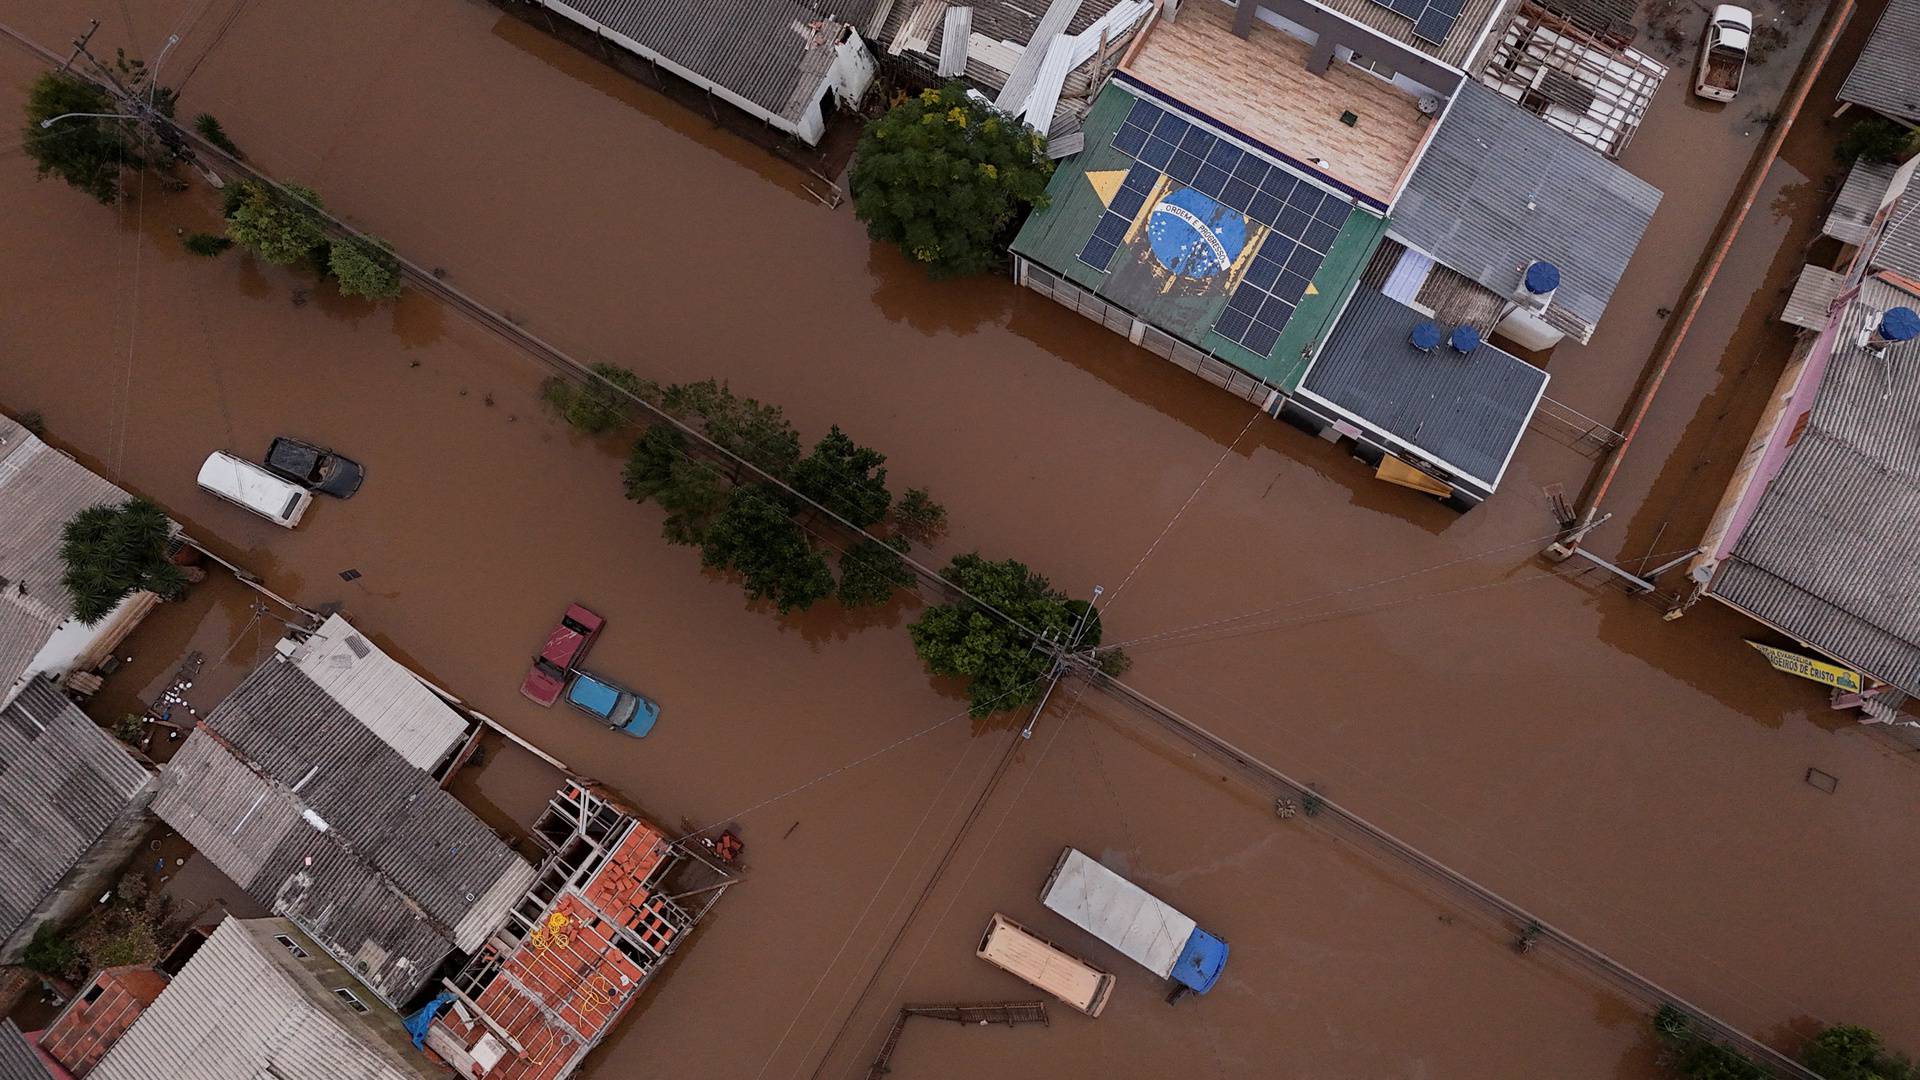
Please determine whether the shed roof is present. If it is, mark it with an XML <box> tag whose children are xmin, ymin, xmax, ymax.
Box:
<box><xmin>89</xmin><ymin>918</ymin><xmax>441</xmax><ymax>1080</ymax></box>
<box><xmin>1838</xmin><ymin>0</ymin><xmax>1920</xmax><ymax>124</ymax></box>
<box><xmin>1823</xmin><ymin>157</ymin><xmax>1896</xmax><ymax>248</ymax></box>
<box><xmin>280</xmin><ymin>614</ymin><xmax>469</xmax><ymax>771</ymax></box>
<box><xmin>1389</xmin><ymin>79</ymin><xmax>1660</xmax><ymax>342</ymax></box>
<box><xmin>0</xmin><ymin>681</ymin><xmax>153</xmax><ymax>942</ymax></box>
<box><xmin>1868</xmin><ymin>197</ymin><xmax>1920</xmax><ymax>280</ymax></box>
<box><xmin>1300</xmin><ymin>287</ymin><xmax>1548</xmax><ymax>490</ymax></box>
<box><xmin>0</xmin><ymin>416</ymin><xmax>138</xmax><ymax>708</ymax></box>
<box><xmin>1708</xmin><ymin>276</ymin><xmax>1920</xmax><ymax>694</ymax></box>
<box><xmin>535</xmin><ymin>0</ymin><xmax>879</xmax><ymax>124</ymax></box>
<box><xmin>153</xmin><ymin>661</ymin><xmax>534</xmax><ymax>1007</ymax></box>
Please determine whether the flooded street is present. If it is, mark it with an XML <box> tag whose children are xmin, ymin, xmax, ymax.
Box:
<box><xmin>2</xmin><ymin>0</ymin><xmax>1918</xmax><ymax>1076</ymax></box>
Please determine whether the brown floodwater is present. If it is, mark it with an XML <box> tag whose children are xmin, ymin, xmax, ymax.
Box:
<box><xmin>1</xmin><ymin>0</ymin><xmax>1915</xmax><ymax>1076</ymax></box>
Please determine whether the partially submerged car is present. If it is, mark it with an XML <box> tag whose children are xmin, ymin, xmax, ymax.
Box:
<box><xmin>521</xmin><ymin>604</ymin><xmax>604</xmax><ymax>707</ymax></box>
<box><xmin>264</xmin><ymin>437</ymin><xmax>365</xmax><ymax>498</ymax></box>
<box><xmin>564</xmin><ymin>670</ymin><xmax>661</xmax><ymax>737</ymax></box>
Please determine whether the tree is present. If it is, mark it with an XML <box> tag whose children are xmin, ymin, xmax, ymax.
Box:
<box><xmin>907</xmin><ymin>553</ymin><xmax>1106</xmax><ymax>716</ymax></box>
<box><xmin>59</xmin><ymin>499</ymin><xmax>188</xmax><ymax>625</ymax></box>
<box><xmin>1652</xmin><ymin>1006</ymin><xmax>1766</xmax><ymax>1080</ymax></box>
<box><xmin>224</xmin><ymin>179</ymin><xmax>328</xmax><ymax>265</ymax></box>
<box><xmin>541</xmin><ymin>363</ymin><xmax>656</xmax><ymax>434</ymax></box>
<box><xmin>22</xmin><ymin>72</ymin><xmax>136</xmax><ymax>203</ymax></box>
<box><xmin>793</xmin><ymin>425</ymin><xmax>891</xmax><ymax>527</ymax></box>
<box><xmin>21</xmin><ymin>925</ymin><xmax>78</xmax><ymax>977</ymax></box>
<box><xmin>661</xmin><ymin>379</ymin><xmax>801</xmax><ymax>480</ymax></box>
<box><xmin>838</xmin><ymin>537</ymin><xmax>915</xmax><ymax>607</ymax></box>
<box><xmin>625</xmin><ymin>426</ymin><xmax>728</xmax><ymax>544</ymax></box>
<box><xmin>1805</xmin><ymin>1025</ymin><xmax>1914</xmax><ymax>1080</ymax></box>
<box><xmin>891</xmin><ymin>487</ymin><xmax>948</xmax><ymax>546</ymax></box>
<box><xmin>182</xmin><ymin>232</ymin><xmax>232</xmax><ymax>256</ymax></box>
<box><xmin>193</xmin><ymin>112</ymin><xmax>241</xmax><ymax>157</ymax></box>
<box><xmin>328</xmin><ymin>237</ymin><xmax>403</xmax><ymax>299</ymax></box>
<box><xmin>1836</xmin><ymin>117</ymin><xmax>1914</xmax><ymax>164</ymax></box>
<box><xmin>850</xmin><ymin>83</ymin><xmax>1054</xmax><ymax>278</ymax></box>
<box><xmin>700</xmin><ymin>485</ymin><xmax>833</xmax><ymax>613</ymax></box>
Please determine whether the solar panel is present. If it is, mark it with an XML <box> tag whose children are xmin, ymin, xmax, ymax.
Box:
<box><xmin>1099</xmin><ymin>93</ymin><xmax>1353</xmax><ymax>357</ymax></box>
<box><xmin>1365</xmin><ymin>0</ymin><xmax>1460</xmax><ymax>45</ymax></box>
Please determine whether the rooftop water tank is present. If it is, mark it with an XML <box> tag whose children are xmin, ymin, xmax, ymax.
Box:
<box><xmin>1524</xmin><ymin>261</ymin><xmax>1561</xmax><ymax>295</ymax></box>
<box><xmin>1877</xmin><ymin>306</ymin><xmax>1920</xmax><ymax>344</ymax></box>
<box><xmin>1410</xmin><ymin>321</ymin><xmax>1443</xmax><ymax>352</ymax></box>
<box><xmin>1449</xmin><ymin>325</ymin><xmax>1481</xmax><ymax>353</ymax></box>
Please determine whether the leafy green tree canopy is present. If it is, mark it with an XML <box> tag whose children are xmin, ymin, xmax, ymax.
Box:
<box><xmin>907</xmin><ymin>553</ymin><xmax>1104</xmax><ymax>716</ymax></box>
<box><xmin>224</xmin><ymin>179</ymin><xmax>328</xmax><ymax>265</ymax></box>
<box><xmin>850</xmin><ymin>83</ymin><xmax>1054</xmax><ymax>278</ymax></box>
<box><xmin>838</xmin><ymin>537</ymin><xmax>914</xmax><ymax>608</ymax></box>
<box><xmin>22</xmin><ymin>73</ymin><xmax>135</xmax><ymax>204</ymax></box>
<box><xmin>625</xmin><ymin>425</ymin><xmax>729</xmax><ymax>545</ymax></box>
<box><xmin>542</xmin><ymin>363</ymin><xmax>656</xmax><ymax>434</ymax></box>
<box><xmin>662</xmin><ymin>379</ymin><xmax>801</xmax><ymax>480</ymax></box>
<box><xmin>794</xmin><ymin>425</ymin><xmax>891</xmax><ymax>527</ymax></box>
<box><xmin>700</xmin><ymin>485</ymin><xmax>834</xmax><ymax>613</ymax></box>
<box><xmin>59</xmin><ymin>498</ymin><xmax>187</xmax><ymax>624</ymax></box>
<box><xmin>892</xmin><ymin>487</ymin><xmax>949</xmax><ymax>546</ymax></box>
<box><xmin>329</xmin><ymin>237</ymin><xmax>403</xmax><ymax>300</ymax></box>
<box><xmin>1804</xmin><ymin>1025</ymin><xmax>1914</xmax><ymax>1080</ymax></box>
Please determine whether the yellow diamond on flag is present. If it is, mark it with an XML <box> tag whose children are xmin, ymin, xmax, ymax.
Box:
<box><xmin>1085</xmin><ymin>169</ymin><xmax>1129</xmax><ymax>207</ymax></box>
<box><xmin>1305</xmin><ymin>282</ymin><xmax>1320</xmax><ymax>296</ymax></box>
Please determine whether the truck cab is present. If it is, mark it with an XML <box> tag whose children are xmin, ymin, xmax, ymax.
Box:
<box><xmin>1694</xmin><ymin>5</ymin><xmax>1752</xmax><ymax>102</ymax></box>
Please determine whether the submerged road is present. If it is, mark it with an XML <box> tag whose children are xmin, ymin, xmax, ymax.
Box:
<box><xmin>1</xmin><ymin>0</ymin><xmax>1916</xmax><ymax>1075</ymax></box>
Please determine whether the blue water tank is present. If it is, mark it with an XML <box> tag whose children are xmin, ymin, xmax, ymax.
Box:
<box><xmin>1449</xmin><ymin>325</ymin><xmax>1481</xmax><ymax>353</ymax></box>
<box><xmin>1409</xmin><ymin>321</ymin><xmax>1442</xmax><ymax>351</ymax></box>
<box><xmin>1524</xmin><ymin>261</ymin><xmax>1561</xmax><ymax>295</ymax></box>
<box><xmin>1880</xmin><ymin>306</ymin><xmax>1920</xmax><ymax>342</ymax></box>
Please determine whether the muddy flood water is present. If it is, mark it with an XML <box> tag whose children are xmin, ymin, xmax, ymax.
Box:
<box><xmin>2</xmin><ymin>0</ymin><xmax>1918</xmax><ymax>1076</ymax></box>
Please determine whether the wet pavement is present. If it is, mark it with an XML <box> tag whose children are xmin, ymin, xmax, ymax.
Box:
<box><xmin>1</xmin><ymin>0</ymin><xmax>1917</xmax><ymax>1076</ymax></box>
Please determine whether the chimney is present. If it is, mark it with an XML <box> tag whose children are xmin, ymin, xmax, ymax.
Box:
<box><xmin>1448</xmin><ymin>325</ymin><xmax>1481</xmax><ymax>354</ymax></box>
<box><xmin>1409</xmin><ymin>321</ymin><xmax>1442</xmax><ymax>352</ymax></box>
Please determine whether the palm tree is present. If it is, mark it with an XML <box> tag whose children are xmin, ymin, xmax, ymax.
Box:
<box><xmin>59</xmin><ymin>499</ymin><xmax>187</xmax><ymax>624</ymax></box>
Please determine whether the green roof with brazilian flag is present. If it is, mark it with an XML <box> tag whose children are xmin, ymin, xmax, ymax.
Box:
<box><xmin>1011</xmin><ymin>77</ymin><xmax>1386</xmax><ymax>391</ymax></box>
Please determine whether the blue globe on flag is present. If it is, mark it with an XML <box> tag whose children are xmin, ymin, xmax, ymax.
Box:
<box><xmin>1147</xmin><ymin>187</ymin><xmax>1248</xmax><ymax>280</ymax></box>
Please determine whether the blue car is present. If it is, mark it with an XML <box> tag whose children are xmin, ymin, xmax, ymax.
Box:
<box><xmin>563</xmin><ymin>670</ymin><xmax>660</xmax><ymax>738</ymax></box>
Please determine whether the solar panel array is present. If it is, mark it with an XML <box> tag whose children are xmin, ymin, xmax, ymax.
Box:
<box><xmin>1365</xmin><ymin>0</ymin><xmax>1465</xmax><ymax>44</ymax></box>
<box><xmin>1077</xmin><ymin>95</ymin><xmax>1353</xmax><ymax>356</ymax></box>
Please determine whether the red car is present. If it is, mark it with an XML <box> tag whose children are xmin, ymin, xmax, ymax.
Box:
<box><xmin>521</xmin><ymin>604</ymin><xmax>604</xmax><ymax>706</ymax></box>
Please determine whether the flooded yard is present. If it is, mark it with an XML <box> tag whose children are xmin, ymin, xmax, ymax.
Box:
<box><xmin>0</xmin><ymin>0</ymin><xmax>1916</xmax><ymax>1075</ymax></box>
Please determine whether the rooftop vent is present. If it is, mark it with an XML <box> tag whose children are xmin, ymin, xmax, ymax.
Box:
<box><xmin>1410</xmin><ymin>321</ymin><xmax>1443</xmax><ymax>352</ymax></box>
<box><xmin>1449</xmin><ymin>326</ymin><xmax>1481</xmax><ymax>353</ymax></box>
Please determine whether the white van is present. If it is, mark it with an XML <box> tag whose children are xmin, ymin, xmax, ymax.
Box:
<box><xmin>198</xmin><ymin>451</ymin><xmax>313</xmax><ymax>528</ymax></box>
<box><xmin>977</xmin><ymin>912</ymin><xmax>1116</xmax><ymax>1017</ymax></box>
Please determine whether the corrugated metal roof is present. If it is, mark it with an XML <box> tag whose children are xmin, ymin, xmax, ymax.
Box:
<box><xmin>1040</xmin><ymin>848</ymin><xmax>1194</xmax><ymax>979</ymax></box>
<box><xmin>1300</xmin><ymin>287</ymin><xmax>1548</xmax><ymax>490</ymax></box>
<box><xmin>153</xmin><ymin>661</ymin><xmax>534</xmax><ymax>1006</ymax></box>
<box><xmin>282</xmin><ymin>615</ymin><xmax>469</xmax><ymax>771</ymax></box>
<box><xmin>1710</xmin><ymin>276</ymin><xmax>1920</xmax><ymax>694</ymax></box>
<box><xmin>1389</xmin><ymin>80</ymin><xmax>1661</xmax><ymax>342</ymax></box>
<box><xmin>1308</xmin><ymin>0</ymin><xmax>1508</xmax><ymax>67</ymax></box>
<box><xmin>0</xmin><ymin>416</ymin><xmax>137</xmax><ymax>708</ymax></box>
<box><xmin>0</xmin><ymin>681</ymin><xmax>153</xmax><ymax>941</ymax></box>
<box><xmin>0</xmin><ymin>1020</ymin><xmax>44</xmax><ymax>1080</ymax></box>
<box><xmin>536</xmin><ymin>0</ymin><xmax>881</xmax><ymax>123</ymax></box>
<box><xmin>1823</xmin><ymin>157</ymin><xmax>1895</xmax><ymax>247</ymax></box>
<box><xmin>938</xmin><ymin>5</ymin><xmax>972</xmax><ymax>72</ymax></box>
<box><xmin>89</xmin><ymin>918</ymin><xmax>441</xmax><ymax>1080</ymax></box>
<box><xmin>1781</xmin><ymin>264</ymin><xmax>1845</xmax><ymax>331</ymax></box>
<box><xmin>1868</xmin><ymin>196</ymin><xmax>1920</xmax><ymax>280</ymax></box>
<box><xmin>1838</xmin><ymin>0</ymin><xmax>1920</xmax><ymax>123</ymax></box>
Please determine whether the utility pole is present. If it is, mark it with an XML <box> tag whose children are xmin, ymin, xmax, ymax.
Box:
<box><xmin>60</xmin><ymin>19</ymin><xmax>98</xmax><ymax>73</ymax></box>
<box><xmin>1021</xmin><ymin>585</ymin><xmax>1104</xmax><ymax>740</ymax></box>
<box><xmin>60</xmin><ymin>26</ymin><xmax>224</xmax><ymax>190</ymax></box>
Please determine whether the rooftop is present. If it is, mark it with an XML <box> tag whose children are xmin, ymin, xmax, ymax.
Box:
<box><xmin>1707</xmin><ymin>275</ymin><xmax>1920</xmax><ymax>694</ymax></box>
<box><xmin>1298</xmin><ymin>286</ymin><xmax>1547</xmax><ymax>491</ymax></box>
<box><xmin>532</xmin><ymin>0</ymin><xmax>879</xmax><ymax>125</ymax></box>
<box><xmin>0</xmin><ymin>681</ymin><xmax>153</xmax><ymax>945</ymax></box>
<box><xmin>1474</xmin><ymin>1</ymin><xmax>1667</xmax><ymax>159</ymax></box>
<box><xmin>1838</xmin><ymin>0</ymin><xmax>1920</xmax><ymax>124</ymax></box>
<box><xmin>1121</xmin><ymin>0</ymin><xmax>1435</xmax><ymax>207</ymax></box>
<box><xmin>88</xmin><ymin>918</ymin><xmax>441</xmax><ymax>1080</ymax></box>
<box><xmin>279</xmin><ymin>613</ymin><xmax>472</xmax><ymax>772</ymax></box>
<box><xmin>0</xmin><ymin>415</ymin><xmax>139</xmax><ymax>709</ymax></box>
<box><xmin>1822</xmin><ymin>157</ymin><xmax>1897</xmax><ymax>249</ymax></box>
<box><xmin>0</xmin><ymin>1021</ymin><xmax>43</xmax><ymax>1080</ymax></box>
<box><xmin>1011</xmin><ymin>80</ymin><xmax>1388</xmax><ymax>390</ymax></box>
<box><xmin>1388</xmin><ymin>79</ymin><xmax>1660</xmax><ymax>343</ymax></box>
<box><xmin>152</xmin><ymin>658</ymin><xmax>535</xmax><ymax>1007</ymax></box>
<box><xmin>39</xmin><ymin>965</ymin><xmax>172</xmax><ymax>1077</ymax></box>
<box><xmin>1867</xmin><ymin>195</ymin><xmax>1920</xmax><ymax>280</ymax></box>
<box><xmin>1292</xmin><ymin>0</ymin><xmax>1509</xmax><ymax>67</ymax></box>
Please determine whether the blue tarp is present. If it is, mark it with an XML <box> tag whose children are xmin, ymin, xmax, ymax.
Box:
<box><xmin>1171</xmin><ymin>927</ymin><xmax>1229</xmax><ymax>994</ymax></box>
<box><xmin>404</xmin><ymin>990</ymin><xmax>456</xmax><ymax>1050</ymax></box>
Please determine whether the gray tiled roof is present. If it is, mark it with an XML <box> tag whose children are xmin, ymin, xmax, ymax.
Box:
<box><xmin>154</xmin><ymin>661</ymin><xmax>534</xmax><ymax>1007</ymax></box>
<box><xmin>1390</xmin><ymin>80</ymin><xmax>1661</xmax><ymax>342</ymax></box>
<box><xmin>1709</xmin><ymin>276</ymin><xmax>1920</xmax><ymax>693</ymax></box>
<box><xmin>536</xmin><ymin>0</ymin><xmax>883</xmax><ymax>123</ymax></box>
<box><xmin>1301</xmin><ymin>287</ymin><xmax>1548</xmax><ymax>490</ymax></box>
<box><xmin>0</xmin><ymin>415</ymin><xmax>136</xmax><ymax>707</ymax></box>
<box><xmin>1838</xmin><ymin>0</ymin><xmax>1920</xmax><ymax>123</ymax></box>
<box><xmin>90</xmin><ymin>918</ymin><xmax>440</xmax><ymax>1080</ymax></box>
<box><xmin>1822</xmin><ymin>157</ymin><xmax>1895</xmax><ymax>248</ymax></box>
<box><xmin>0</xmin><ymin>1020</ymin><xmax>46</xmax><ymax>1080</ymax></box>
<box><xmin>0</xmin><ymin>681</ymin><xmax>152</xmax><ymax>942</ymax></box>
<box><xmin>1868</xmin><ymin>196</ymin><xmax>1920</xmax><ymax>280</ymax></box>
